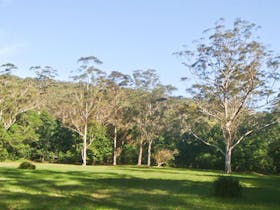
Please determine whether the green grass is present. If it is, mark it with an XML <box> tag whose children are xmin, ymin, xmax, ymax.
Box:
<box><xmin>0</xmin><ymin>162</ymin><xmax>279</xmax><ymax>209</ymax></box>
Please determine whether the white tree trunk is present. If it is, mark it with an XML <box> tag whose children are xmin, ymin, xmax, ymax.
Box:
<box><xmin>147</xmin><ymin>140</ymin><xmax>153</xmax><ymax>167</ymax></box>
<box><xmin>113</xmin><ymin>126</ymin><xmax>117</xmax><ymax>166</ymax></box>
<box><xmin>82</xmin><ymin>124</ymin><xmax>87</xmax><ymax>166</ymax></box>
<box><xmin>137</xmin><ymin>138</ymin><xmax>143</xmax><ymax>166</ymax></box>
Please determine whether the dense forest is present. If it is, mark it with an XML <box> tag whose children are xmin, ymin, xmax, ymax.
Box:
<box><xmin>0</xmin><ymin>19</ymin><xmax>280</xmax><ymax>174</ymax></box>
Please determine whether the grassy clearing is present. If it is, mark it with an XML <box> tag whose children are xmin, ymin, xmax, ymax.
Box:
<box><xmin>0</xmin><ymin>162</ymin><xmax>279</xmax><ymax>210</ymax></box>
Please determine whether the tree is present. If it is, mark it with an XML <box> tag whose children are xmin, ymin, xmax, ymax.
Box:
<box><xmin>8</xmin><ymin>110</ymin><xmax>43</xmax><ymax>160</ymax></box>
<box><xmin>176</xmin><ymin>19</ymin><xmax>280</xmax><ymax>173</ymax></box>
<box><xmin>57</xmin><ymin>56</ymin><xmax>106</xmax><ymax>166</ymax></box>
<box><xmin>29</xmin><ymin>65</ymin><xmax>58</xmax><ymax>110</ymax></box>
<box><xmin>144</xmin><ymin>86</ymin><xmax>172</xmax><ymax>167</ymax></box>
<box><xmin>87</xmin><ymin>122</ymin><xmax>112</xmax><ymax>164</ymax></box>
<box><xmin>131</xmin><ymin>69</ymin><xmax>174</xmax><ymax>166</ymax></box>
<box><xmin>35</xmin><ymin>111</ymin><xmax>58</xmax><ymax>162</ymax></box>
<box><xmin>105</xmin><ymin>71</ymin><xmax>132</xmax><ymax>165</ymax></box>
<box><xmin>0</xmin><ymin>64</ymin><xmax>39</xmax><ymax>130</ymax></box>
<box><xmin>131</xmin><ymin>69</ymin><xmax>160</xmax><ymax>166</ymax></box>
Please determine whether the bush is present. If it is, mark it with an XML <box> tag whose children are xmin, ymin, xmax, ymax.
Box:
<box><xmin>18</xmin><ymin>161</ymin><xmax>36</xmax><ymax>169</ymax></box>
<box><xmin>0</xmin><ymin>147</ymin><xmax>9</xmax><ymax>161</ymax></box>
<box><xmin>154</xmin><ymin>149</ymin><xmax>178</xmax><ymax>167</ymax></box>
<box><xmin>214</xmin><ymin>176</ymin><xmax>242</xmax><ymax>197</ymax></box>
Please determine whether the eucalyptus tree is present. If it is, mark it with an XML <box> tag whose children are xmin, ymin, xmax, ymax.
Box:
<box><xmin>58</xmin><ymin>56</ymin><xmax>106</xmax><ymax>166</ymax></box>
<box><xmin>144</xmin><ymin>86</ymin><xmax>172</xmax><ymax>167</ymax></box>
<box><xmin>176</xmin><ymin>19</ymin><xmax>280</xmax><ymax>173</ymax></box>
<box><xmin>131</xmin><ymin>69</ymin><xmax>160</xmax><ymax>165</ymax></box>
<box><xmin>131</xmin><ymin>69</ymin><xmax>174</xmax><ymax>166</ymax></box>
<box><xmin>0</xmin><ymin>63</ymin><xmax>17</xmax><ymax>75</ymax></box>
<box><xmin>105</xmin><ymin>71</ymin><xmax>132</xmax><ymax>165</ymax></box>
<box><xmin>29</xmin><ymin>65</ymin><xmax>59</xmax><ymax>115</ymax></box>
<box><xmin>0</xmin><ymin>64</ymin><xmax>39</xmax><ymax>130</ymax></box>
<box><xmin>30</xmin><ymin>65</ymin><xmax>58</xmax><ymax>91</ymax></box>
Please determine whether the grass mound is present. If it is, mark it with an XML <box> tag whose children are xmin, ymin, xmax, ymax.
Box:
<box><xmin>18</xmin><ymin>161</ymin><xmax>36</xmax><ymax>170</ymax></box>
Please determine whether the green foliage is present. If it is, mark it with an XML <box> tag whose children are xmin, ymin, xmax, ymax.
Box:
<box><xmin>175</xmin><ymin>133</ymin><xmax>223</xmax><ymax>170</ymax></box>
<box><xmin>214</xmin><ymin>176</ymin><xmax>242</xmax><ymax>197</ymax></box>
<box><xmin>87</xmin><ymin>123</ymin><xmax>112</xmax><ymax>164</ymax></box>
<box><xmin>35</xmin><ymin>111</ymin><xmax>58</xmax><ymax>161</ymax></box>
<box><xmin>232</xmin><ymin>136</ymin><xmax>273</xmax><ymax>173</ymax></box>
<box><xmin>7</xmin><ymin>111</ymin><xmax>42</xmax><ymax>159</ymax></box>
<box><xmin>269</xmin><ymin>139</ymin><xmax>280</xmax><ymax>173</ymax></box>
<box><xmin>119</xmin><ymin>143</ymin><xmax>138</xmax><ymax>164</ymax></box>
<box><xmin>0</xmin><ymin>146</ymin><xmax>9</xmax><ymax>161</ymax></box>
<box><xmin>18</xmin><ymin>161</ymin><xmax>36</xmax><ymax>169</ymax></box>
<box><xmin>58</xmin><ymin>150</ymin><xmax>81</xmax><ymax>164</ymax></box>
<box><xmin>50</xmin><ymin>121</ymin><xmax>81</xmax><ymax>162</ymax></box>
<box><xmin>0</xmin><ymin>126</ymin><xmax>10</xmax><ymax>161</ymax></box>
<box><xmin>195</xmin><ymin>153</ymin><xmax>221</xmax><ymax>169</ymax></box>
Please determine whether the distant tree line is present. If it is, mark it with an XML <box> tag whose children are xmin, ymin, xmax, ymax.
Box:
<box><xmin>0</xmin><ymin>19</ymin><xmax>279</xmax><ymax>173</ymax></box>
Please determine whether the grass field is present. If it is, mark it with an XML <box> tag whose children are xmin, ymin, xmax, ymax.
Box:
<box><xmin>0</xmin><ymin>162</ymin><xmax>279</xmax><ymax>210</ymax></box>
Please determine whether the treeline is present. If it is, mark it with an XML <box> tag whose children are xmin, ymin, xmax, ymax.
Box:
<box><xmin>0</xmin><ymin>60</ymin><xmax>279</xmax><ymax>173</ymax></box>
<box><xmin>1</xmin><ymin>19</ymin><xmax>280</xmax><ymax>174</ymax></box>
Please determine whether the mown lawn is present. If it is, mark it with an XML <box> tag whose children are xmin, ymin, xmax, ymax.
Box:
<box><xmin>0</xmin><ymin>162</ymin><xmax>279</xmax><ymax>210</ymax></box>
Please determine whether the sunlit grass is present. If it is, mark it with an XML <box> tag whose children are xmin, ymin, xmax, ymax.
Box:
<box><xmin>0</xmin><ymin>162</ymin><xmax>279</xmax><ymax>209</ymax></box>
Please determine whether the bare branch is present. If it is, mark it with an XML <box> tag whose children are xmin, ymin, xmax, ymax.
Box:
<box><xmin>197</xmin><ymin>103</ymin><xmax>222</xmax><ymax>121</ymax></box>
<box><xmin>231</xmin><ymin>121</ymin><xmax>277</xmax><ymax>150</ymax></box>
<box><xmin>189</xmin><ymin>129</ymin><xmax>225</xmax><ymax>156</ymax></box>
<box><xmin>64</xmin><ymin>125</ymin><xmax>83</xmax><ymax>137</ymax></box>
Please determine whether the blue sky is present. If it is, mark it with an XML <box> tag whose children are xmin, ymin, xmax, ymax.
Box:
<box><xmin>0</xmin><ymin>0</ymin><xmax>280</xmax><ymax>96</ymax></box>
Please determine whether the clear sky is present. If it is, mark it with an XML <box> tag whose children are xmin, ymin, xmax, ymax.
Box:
<box><xmin>0</xmin><ymin>0</ymin><xmax>280</xmax><ymax>96</ymax></box>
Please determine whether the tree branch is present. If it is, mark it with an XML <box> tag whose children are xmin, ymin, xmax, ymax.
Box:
<box><xmin>197</xmin><ymin>103</ymin><xmax>222</xmax><ymax>121</ymax></box>
<box><xmin>231</xmin><ymin>121</ymin><xmax>277</xmax><ymax>150</ymax></box>
<box><xmin>64</xmin><ymin>125</ymin><xmax>83</xmax><ymax>137</ymax></box>
<box><xmin>189</xmin><ymin>129</ymin><xmax>225</xmax><ymax>156</ymax></box>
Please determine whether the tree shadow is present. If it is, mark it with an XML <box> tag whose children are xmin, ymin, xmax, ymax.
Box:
<box><xmin>0</xmin><ymin>167</ymin><xmax>279</xmax><ymax>209</ymax></box>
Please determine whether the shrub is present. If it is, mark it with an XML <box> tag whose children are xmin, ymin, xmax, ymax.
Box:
<box><xmin>214</xmin><ymin>176</ymin><xmax>242</xmax><ymax>197</ymax></box>
<box><xmin>0</xmin><ymin>147</ymin><xmax>9</xmax><ymax>161</ymax></box>
<box><xmin>154</xmin><ymin>149</ymin><xmax>178</xmax><ymax>167</ymax></box>
<box><xmin>18</xmin><ymin>161</ymin><xmax>36</xmax><ymax>169</ymax></box>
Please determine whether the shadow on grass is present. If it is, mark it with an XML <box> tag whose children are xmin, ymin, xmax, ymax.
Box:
<box><xmin>0</xmin><ymin>167</ymin><xmax>279</xmax><ymax>209</ymax></box>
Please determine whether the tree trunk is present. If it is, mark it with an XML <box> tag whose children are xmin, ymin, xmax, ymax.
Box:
<box><xmin>113</xmin><ymin>125</ymin><xmax>117</xmax><ymax>166</ymax></box>
<box><xmin>82</xmin><ymin>124</ymin><xmax>87</xmax><ymax>166</ymax></box>
<box><xmin>147</xmin><ymin>140</ymin><xmax>153</xmax><ymax>167</ymax></box>
<box><xmin>225</xmin><ymin>144</ymin><xmax>232</xmax><ymax>174</ymax></box>
<box><xmin>137</xmin><ymin>138</ymin><xmax>143</xmax><ymax>166</ymax></box>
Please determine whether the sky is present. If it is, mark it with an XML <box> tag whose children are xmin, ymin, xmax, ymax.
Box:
<box><xmin>0</xmin><ymin>0</ymin><xmax>280</xmax><ymax>96</ymax></box>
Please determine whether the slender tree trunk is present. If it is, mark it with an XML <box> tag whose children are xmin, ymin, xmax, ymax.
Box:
<box><xmin>113</xmin><ymin>125</ymin><xmax>117</xmax><ymax>166</ymax></box>
<box><xmin>147</xmin><ymin>140</ymin><xmax>153</xmax><ymax>167</ymax></box>
<box><xmin>82</xmin><ymin>124</ymin><xmax>87</xmax><ymax>166</ymax></box>
<box><xmin>225</xmin><ymin>144</ymin><xmax>232</xmax><ymax>174</ymax></box>
<box><xmin>137</xmin><ymin>138</ymin><xmax>143</xmax><ymax>166</ymax></box>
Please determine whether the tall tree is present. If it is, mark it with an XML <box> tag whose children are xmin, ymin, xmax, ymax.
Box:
<box><xmin>29</xmin><ymin>65</ymin><xmax>58</xmax><ymax>110</ymax></box>
<box><xmin>176</xmin><ymin>19</ymin><xmax>280</xmax><ymax>173</ymax></box>
<box><xmin>145</xmin><ymin>87</ymin><xmax>169</xmax><ymax>167</ymax></box>
<box><xmin>131</xmin><ymin>70</ymin><xmax>174</xmax><ymax>166</ymax></box>
<box><xmin>57</xmin><ymin>56</ymin><xmax>106</xmax><ymax>166</ymax></box>
<box><xmin>105</xmin><ymin>71</ymin><xmax>132</xmax><ymax>165</ymax></box>
<box><xmin>131</xmin><ymin>69</ymin><xmax>160</xmax><ymax>166</ymax></box>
